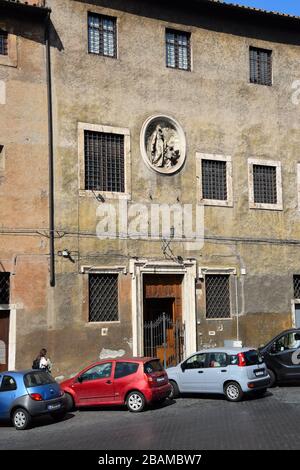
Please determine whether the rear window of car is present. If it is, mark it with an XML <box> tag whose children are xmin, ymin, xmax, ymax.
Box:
<box><xmin>229</xmin><ymin>350</ymin><xmax>263</xmax><ymax>366</ymax></box>
<box><xmin>24</xmin><ymin>371</ymin><xmax>56</xmax><ymax>388</ymax></box>
<box><xmin>244</xmin><ymin>350</ymin><xmax>263</xmax><ymax>366</ymax></box>
<box><xmin>144</xmin><ymin>360</ymin><xmax>164</xmax><ymax>374</ymax></box>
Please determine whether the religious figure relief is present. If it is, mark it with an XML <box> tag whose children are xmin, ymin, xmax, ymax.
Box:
<box><xmin>141</xmin><ymin>115</ymin><xmax>186</xmax><ymax>175</ymax></box>
<box><xmin>150</xmin><ymin>125</ymin><xmax>181</xmax><ymax>169</ymax></box>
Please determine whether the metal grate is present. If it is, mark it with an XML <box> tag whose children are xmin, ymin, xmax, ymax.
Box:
<box><xmin>202</xmin><ymin>159</ymin><xmax>227</xmax><ymax>200</ymax></box>
<box><xmin>205</xmin><ymin>275</ymin><xmax>231</xmax><ymax>319</ymax></box>
<box><xmin>250</xmin><ymin>47</ymin><xmax>272</xmax><ymax>86</ymax></box>
<box><xmin>293</xmin><ymin>275</ymin><xmax>300</xmax><ymax>299</ymax></box>
<box><xmin>253</xmin><ymin>164</ymin><xmax>277</xmax><ymax>204</ymax></box>
<box><xmin>0</xmin><ymin>273</ymin><xmax>10</xmax><ymax>304</ymax></box>
<box><xmin>166</xmin><ymin>29</ymin><xmax>191</xmax><ymax>71</ymax></box>
<box><xmin>89</xmin><ymin>273</ymin><xmax>119</xmax><ymax>322</ymax></box>
<box><xmin>88</xmin><ymin>13</ymin><xmax>117</xmax><ymax>58</ymax></box>
<box><xmin>0</xmin><ymin>31</ymin><xmax>8</xmax><ymax>56</ymax></box>
<box><xmin>84</xmin><ymin>130</ymin><xmax>125</xmax><ymax>193</ymax></box>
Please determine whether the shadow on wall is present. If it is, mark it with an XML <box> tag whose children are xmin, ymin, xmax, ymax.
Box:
<box><xmin>3</xmin><ymin>7</ymin><xmax>64</xmax><ymax>51</ymax></box>
<box><xmin>75</xmin><ymin>0</ymin><xmax>300</xmax><ymax>46</ymax></box>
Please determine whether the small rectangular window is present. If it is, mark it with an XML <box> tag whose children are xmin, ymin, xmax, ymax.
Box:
<box><xmin>205</xmin><ymin>274</ymin><xmax>231</xmax><ymax>319</ymax></box>
<box><xmin>88</xmin><ymin>13</ymin><xmax>117</xmax><ymax>58</ymax></box>
<box><xmin>0</xmin><ymin>31</ymin><xmax>8</xmax><ymax>56</ymax></box>
<box><xmin>253</xmin><ymin>164</ymin><xmax>277</xmax><ymax>204</ymax></box>
<box><xmin>250</xmin><ymin>47</ymin><xmax>272</xmax><ymax>86</ymax></box>
<box><xmin>89</xmin><ymin>273</ymin><xmax>119</xmax><ymax>322</ymax></box>
<box><xmin>0</xmin><ymin>272</ymin><xmax>10</xmax><ymax>304</ymax></box>
<box><xmin>84</xmin><ymin>130</ymin><xmax>125</xmax><ymax>193</ymax></box>
<box><xmin>202</xmin><ymin>159</ymin><xmax>227</xmax><ymax>201</ymax></box>
<box><xmin>166</xmin><ymin>29</ymin><xmax>191</xmax><ymax>71</ymax></box>
<box><xmin>293</xmin><ymin>275</ymin><xmax>300</xmax><ymax>299</ymax></box>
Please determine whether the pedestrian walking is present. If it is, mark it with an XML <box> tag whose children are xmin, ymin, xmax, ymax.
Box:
<box><xmin>32</xmin><ymin>348</ymin><xmax>52</xmax><ymax>372</ymax></box>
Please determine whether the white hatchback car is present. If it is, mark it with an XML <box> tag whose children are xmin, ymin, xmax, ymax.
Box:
<box><xmin>166</xmin><ymin>348</ymin><xmax>271</xmax><ymax>402</ymax></box>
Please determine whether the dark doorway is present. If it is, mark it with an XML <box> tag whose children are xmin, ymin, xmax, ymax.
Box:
<box><xmin>143</xmin><ymin>275</ymin><xmax>184</xmax><ymax>366</ymax></box>
<box><xmin>144</xmin><ymin>298</ymin><xmax>174</xmax><ymax>323</ymax></box>
<box><xmin>0</xmin><ymin>310</ymin><xmax>9</xmax><ymax>372</ymax></box>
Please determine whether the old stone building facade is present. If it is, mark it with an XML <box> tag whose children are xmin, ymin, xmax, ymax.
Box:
<box><xmin>1</xmin><ymin>0</ymin><xmax>300</xmax><ymax>377</ymax></box>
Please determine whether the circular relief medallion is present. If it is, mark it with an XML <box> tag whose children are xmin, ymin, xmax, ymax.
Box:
<box><xmin>140</xmin><ymin>115</ymin><xmax>186</xmax><ymax>175</ymax></box>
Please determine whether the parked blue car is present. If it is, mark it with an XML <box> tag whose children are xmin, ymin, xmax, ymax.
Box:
<box><xmin>0</xmin><ymin>370</ymin><xmax>67</xmax><ymax>429</ymax></box>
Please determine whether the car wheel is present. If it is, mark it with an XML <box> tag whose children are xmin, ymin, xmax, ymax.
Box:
<box><xmin>224</xmin><ymin>382</ymin><xmax>243</xmax><ymax>402</ymax></box>
<box><xmin>267</xmin><ymin>369</ymin><xmax>276</xmax><ymax>388</ymax></box>
<box><xmin>50</xmin><ymin>411</ymin><xmax>67</xmax><ymax>422</ymax></box>
<box><xmin>12</xmin><ymin>408</ymin><xmax>31</xmax><ymax>430</ymax></box>
<box><xmin>126</xmin><ymin>391</ymin><xmax>145</xmax><ymax>413</ymax></box>
<box><xmin>65</xmin><ymin>392</ymin><xmax>75</xmax><ymax>411</ymax></box>
<box><xmin>169</xmin><ymin>380</ymin><xmax>180</xmax><ymax>399</ymax></box>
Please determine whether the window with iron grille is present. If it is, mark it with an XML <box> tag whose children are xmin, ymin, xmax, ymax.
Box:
<box><xmin>166</xmin><ymin>29</ymin><xmax>191</xmax><ymax>71</ymax></box>
<box><xmin>202</xmin><ymin>159</ymin><xmax>227</xmax><ymax>201</ymax></box>
<box><xmin>250</xmin><ymin>47</ymin><xmax>272</xmax><ymax>86</ymax></box>
<box><xmin>0</xmin><ymin>31</ymin><xmax>8</xmax><ymax>56</ymax></box>
<box><xmin>89</xmin><ymin>273</ymin><xmax>119</xmax><ymax>322</ymax></box>
<box><xmin>84</xmin><ymin>130</ymin><xmax>125</xmax><ymax>192</ymax></box>
<box><xmin>205</xmin><ymin>275</ymin><xmax>231</xmax><ymax>319</ymax></box>
<box><xmin>0</xmin><ymin>273</ymin><xmax>10</xmax><ymax>304</ymax></box>
<box><xmin>88</xmin><ymin>13</ymin><xmax>117</xmax><ymax>58</ymax></box>
<box><xmin>253</xmin><ymin>164</ymin><xmax>277</xmax><ymax>204</ymax></box>
<box><xmin>293</xmin><ymin>275</ymin><xmax>300</xmax><ymax>299</ymax></box>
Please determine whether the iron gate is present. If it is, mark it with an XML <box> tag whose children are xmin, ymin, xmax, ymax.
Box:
<box><xmin>143</xmin><ymin>313</ymin><xmax>185</xmax><ymax>368</ymax></box>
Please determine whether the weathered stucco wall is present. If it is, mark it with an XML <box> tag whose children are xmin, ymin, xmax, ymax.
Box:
<box><xmin>2</xmin><ymin>0</ymin><xmax>300</xmax><ymax>376</ymax></box>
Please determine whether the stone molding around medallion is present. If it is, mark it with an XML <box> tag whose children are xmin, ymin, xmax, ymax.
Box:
<box><xmin>140</xmin><ymin>115</ymin><xmax>186</xmax><ymax>175</ymax></box>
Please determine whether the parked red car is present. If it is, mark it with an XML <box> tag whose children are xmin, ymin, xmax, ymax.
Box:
<box><xmin>60</xmin><ymin>357</ymin><xmax>171</xmax><ymax>413</ymax></box>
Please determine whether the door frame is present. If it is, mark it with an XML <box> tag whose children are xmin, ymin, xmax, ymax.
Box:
<box><xmin>130</xmin><ymin>259</ymin><xmax>197</xmax><ymax>359</ymax></box>
<box><xmin>0</xmin><ymin>305</ymin><xmax>16</xmax><ymax>370</ymax></box>
<box><xmin>291</xmin><ymin>300</ymin><xmax>300</xmax><ymax>328</ymax></box>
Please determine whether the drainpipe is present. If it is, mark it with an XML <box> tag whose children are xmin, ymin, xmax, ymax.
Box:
<box><xmin>45</xmin><ymin>12</ymin><xmax>55</xmax><ymax>287</ymax></box>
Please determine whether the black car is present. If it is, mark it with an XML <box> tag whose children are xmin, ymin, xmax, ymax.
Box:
<box><xmin>259</xmin><ymin>329</ymin><xmax>300</xmax><ymax>386</ymax></box>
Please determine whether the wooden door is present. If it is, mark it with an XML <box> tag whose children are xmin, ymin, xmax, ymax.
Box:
<box><xmin>0</xmin><ymin>311</ymin><xmax>9</xmax><ymax>372</ymax></box>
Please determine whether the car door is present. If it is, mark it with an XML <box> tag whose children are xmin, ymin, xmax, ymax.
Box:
<box><xmin>0</xmin><ymin>375</ymin><xmax>18</xmax><ymax>418</ymax></box>
<box><xmin>113</xmin><ymin>361</ymin><xmax>140</xmax><ymax>403</ymax></box>
<box><xmin>204</xmin><ymin>352</ymin><xmax>229</xmax><ymax>393</ymax></box>
<box><xmin>72</xmin><ymin>362</ymin><xmax>114</xmax><ymax>406</ymax></box>
<box><xmin>267</xmin><ymin>332</ymin><xmax>300</xmax><ymax>380</ymax></box>
<box><xmin>177</xmin><ymin>353</ymin><xmax>208</xmax><ymax>393</ymax></box>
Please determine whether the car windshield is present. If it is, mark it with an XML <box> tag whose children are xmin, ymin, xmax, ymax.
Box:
<box><xmin>24</xmin><ymin>371</ymin><xmax>56</xmax><ymax>388</ymax></box>
<box><xmin>243</xmin><ymin>350</ymin><xmax>263</xmax><ymax>366</ymax></box>
<box><xmin>144</xmin><ymin>360</ymin><xmax>163</xmax><ymax>374</ymax></box>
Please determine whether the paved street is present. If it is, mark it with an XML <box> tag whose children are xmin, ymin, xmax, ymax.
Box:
<box><xmin>1</xmin><ymin>386</ymin><xmax>300</xmax><ymax>450</ymax></box>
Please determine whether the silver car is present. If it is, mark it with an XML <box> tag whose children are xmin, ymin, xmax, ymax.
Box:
<box><xmin>167</xmin><ymin>347</ymin><xmax>271</xmax><ymax>402</ymax></box>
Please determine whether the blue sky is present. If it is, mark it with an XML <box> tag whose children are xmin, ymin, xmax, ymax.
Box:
<box><xmin>223</xmin><ymin>0</ymin><xmax>300</xmax><ymax>16</ymax></box>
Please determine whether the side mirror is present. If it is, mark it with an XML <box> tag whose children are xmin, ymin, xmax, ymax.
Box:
<box><xmin>295</xmin><ymin>334</ymin><xmax>300</xmax><ymax>341</ymax></box>
<box><xmin>77</xmin><ymin>375</ymin><xmax>83</xmax><ymax>383</ymax></box>
<box><xmin>180</xmin><ymin>363</ymin><xmax>186</xmax><ymax>372</ymax></box>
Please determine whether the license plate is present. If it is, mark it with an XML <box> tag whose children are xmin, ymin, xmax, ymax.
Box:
<box><xmin>255</xmin><ymin>370</ymin><xmax>264</xmax><ymax>377</ymax></box>
<box><xmin>157</xmin><ymin>377</ymin><xmax>165</xmax><ymax>383</ymax></box>
<box><xmin>48</xmin><ymin>403</ymin><xmax>61</xmax><ymax>411</ymax></box>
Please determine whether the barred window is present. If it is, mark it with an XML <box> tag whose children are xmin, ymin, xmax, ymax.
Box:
<box><xmin>250</xmin><ymin>47</ymin><xmax>272</xmax><ymax>86</ymax></box>
<box><xmin>0</xmin><ymin>31</ymin><xmax>8</xmax><ymax>56</ymax></box>
<box><xmin>253</xmin><ymin>164</ymin><xmax>277</xmax><ymax>204</ymax></box>
<box><xmin>0</xmin><ymin>273</ymin><xmax>10</xmax><ymax>304</ymax></box>
<box><xmin>89</xmin><ymin>273</ymin><xmax>119</xmax><ymax>322</ymax></box>
<box><xmin>84</xmin><ymin>130</ymin><xmax>125</xmax><ymax>193</ymax></box>
<box><xmin>202</xmin><ymin>159</ymin><xmax>227</xmax><ymax>201</ymax></box>
<box><xmin>293</xmin><ymin>275</ymin><xmax>300</xmax><ymax>299</ymax></box>
<box><xmin>205</xmin><ymin>275</ymin><xmax>231</xmax><ymax>319</ymax></box>
<box><xmin>88</xmin><ymin>13</ymin><xmax>117</xmax><ymax>58</ymax></box>
<box><xmin>166</xmin><ymin>29</ymin><xmax>191</xmax><ymax>71</ymax></box>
